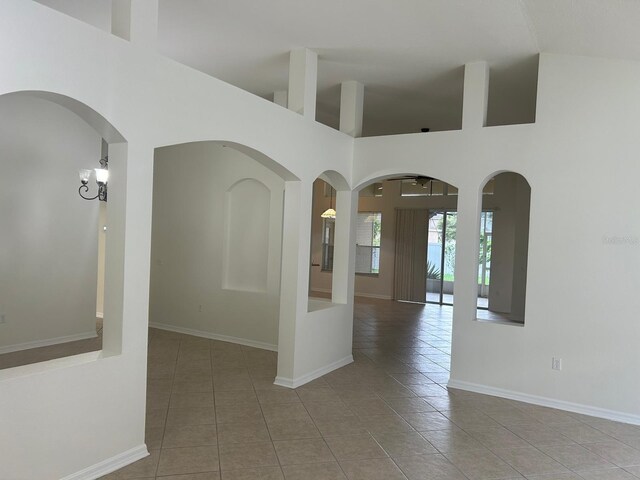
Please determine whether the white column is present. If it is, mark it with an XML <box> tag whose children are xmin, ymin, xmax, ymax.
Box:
<box><xmin>111</xmin><ymin>0</ymin><xmax>159</xmax><ymax>49</ymax></box>
<box><xmin>331</xmin><ymin>189</ymin><xmax>358</xmax><ymax>304</ymax></box>
<box><xmin>462</xmin><ymin>61</ymin><xmax>490</xmax><ymax>129</ymax></box>
<box><xmin>275</xmin><ymin>180</ymin><xmax>312</xmax><ymax>385</ymax></box>
<box><xmin>288</xmin><ymin>48</ymin><xmax>318</xmax><ymax>119</ymax></box>
<box><xmin>273</xmin><ymin>91</ymin><xmax>288</xmax><ymax>108</ymax></box>
<box><xmin>339</xmin><ymin>81</ymin><xmax>364</xmax><ymax>137</ymax></box>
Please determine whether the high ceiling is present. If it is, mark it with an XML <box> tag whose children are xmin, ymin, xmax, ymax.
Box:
<box><xmin>34</xmin><ymin>0</ymin><xmax>640</xmax><ymax>136</ymax></box>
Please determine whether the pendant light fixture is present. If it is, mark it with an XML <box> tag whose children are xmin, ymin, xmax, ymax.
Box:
<box><xmin>321</xmin><ymin>185</ymin><xmax>336</xmax><ymax>219</ymax></box>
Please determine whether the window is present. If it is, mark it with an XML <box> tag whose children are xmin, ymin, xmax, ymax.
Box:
<box><xmin>321</xmin><ymin>212</ymin><xmax>382</xmax><ymax>274</ymax></box>
<box><xmin>355</xmin><ymin>212</ymin><xmax>381</xmax><ymax>274</ymax></box>
<box><xmin>321</xmin><ymin>218</ymin><xmax>335</xmax><ymax>271</ymax></box>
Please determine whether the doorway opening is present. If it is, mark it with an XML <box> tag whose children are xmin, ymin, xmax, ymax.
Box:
<box><xmin>426</xmin><ymin>210</ymin><xmax>457</xmax><ymax>306</ymax></box>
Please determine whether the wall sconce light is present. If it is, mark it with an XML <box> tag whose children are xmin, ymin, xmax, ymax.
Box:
<box><xmin>79</xmin><ymin>157</ymin><xmax>108</xmax><ymax>202</ymax></box>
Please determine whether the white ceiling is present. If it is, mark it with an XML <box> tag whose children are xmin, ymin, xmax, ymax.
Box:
<box><xmin>33</xmin><ymin>0</ymin><xmax>640</xmax><ymax>136</ymax></box>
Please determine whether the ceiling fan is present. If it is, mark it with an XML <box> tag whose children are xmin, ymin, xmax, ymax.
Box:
<box><xmin>385</xmin><ymin>175</ymin><xmax>435</xmax><ymax>186</ymax></box>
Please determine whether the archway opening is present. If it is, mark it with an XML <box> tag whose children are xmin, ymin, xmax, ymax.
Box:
<box><xmin>0</xmin><ymin>91</ymin><xmax>126</xmax><ymax>370</ymax></box>
<box><xmin>476</xmin><ymin>171</ymin><xmax>531</xmax><ymax>324</ymax></box>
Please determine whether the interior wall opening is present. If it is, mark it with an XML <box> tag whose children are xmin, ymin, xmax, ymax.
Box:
<box><xmin>476</xmin><ymin>172</ymin><xmax>531</xmax><ymax>324</ymax></box>
<box><xmin>0</xmin><ymin>93</ymin><xmax>119</xmax><ymax>370</ymax></box>
<box><xmin>149</xmin><ymin>141</ymin><xmax>287</xmax><ymax>351</ymax></box>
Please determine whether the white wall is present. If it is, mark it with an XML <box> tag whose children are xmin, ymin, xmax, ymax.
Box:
<box><xmin>0</xmin><ymin>94</ymin><xmax>101</xmax><ymax>351</ymax></box>
<box><xmin>354</xmin><ymin>53</ymin><xmax>640</xmax><ymax>423</ymax></box>
<box><xmin>0</xmin><ymin>3</ymin><xmax>353</xmax><ymax>478</ymax></box>
<box><xmin>150</xmin><ymin>143</ymin><xmax>284</xmax><ymax>349</ymax></box>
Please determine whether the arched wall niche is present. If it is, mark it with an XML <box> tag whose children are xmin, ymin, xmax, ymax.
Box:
<box><xmin>224</xmin><ymin>178</ymin><xmax>271</xmax><ymax>293</ymax></box>
<box><xmin>0</xmin><ymin>89</ymin><xmax>127</xmax><ymax>368</ymax></box>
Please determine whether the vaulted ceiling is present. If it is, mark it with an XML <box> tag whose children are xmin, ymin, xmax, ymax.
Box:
<box><xmin>34</xmin><ymin>0</ymin><xmax>640</xmax><ymax>136</ymax></box>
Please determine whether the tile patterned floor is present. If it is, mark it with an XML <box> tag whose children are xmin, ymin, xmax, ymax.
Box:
<box><xmin>97</xmin><ymin>297</ymin><xmax>640</xmax><ymax>479</ymax></box>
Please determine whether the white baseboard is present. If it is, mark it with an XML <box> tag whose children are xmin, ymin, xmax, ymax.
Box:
<box><xmin>274</xmin><ymin>354</ymin><xmax>353</xmax><ymax>389</ymax></box>
<box><xmin>310</xmin><ymin>288</ymin><xmax>392</xmax><ymax>301</ymax></box>
<box><xmin>354</xmin><ymin>292</ymin><xmax>392</xmax><ymax>300</ymax></box>
<box><xmin>0</xmin><ymin>331</ymin><xmax>98</xmax><ymax>355</ymax></box>
<box><xmin>59</xmin><ymin>444</ymin><xmax>148</xmax><ymax>480</ymax></box>
<box><xmin>448</xmin><ymin>379</ymin><xmax>640</xmax><ymax>426</ymax></box>
<box><xmin>149</xmin><ymin>322</ymin><xmax>278</xmax><ymax>352</ymax></box>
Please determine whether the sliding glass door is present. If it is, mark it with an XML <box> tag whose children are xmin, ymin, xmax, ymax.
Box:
<box><xmin>426</xmin><ymin>210</ymin><xmax>457</xmax><ymax>305</ymax></box>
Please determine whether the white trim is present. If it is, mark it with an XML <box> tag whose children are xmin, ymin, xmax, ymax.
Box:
<box><xmin>96</xmin><ymin>312</ymin><xmax>103</xmax><ymax>319</ymax></box>
<box><xmin>59</xmin><ymin>444</ymin><xmax>148</xmax><ymax>480</ymax></box>
<box><xmin>0</xmin><ymin>331</ymin><xmax>98</xmax><ymax>355</ymax></box>
<box><xmin>447</xmin><ymin>379</ymin><xmax>640</xmax><ymax>426</ymax></box>
<box><xmin>149</xmin><ymin>322</ymin><xmax>278</xmax><ymax>352</ymax></box>
<box><xmin>274</xmin><ymin>354</ymin><xmax>353</xmax><ymax>388</ymax></box>
<box><xmin>310</xmin><ymin>288</ymin><xmax>392</xmax><ymax>300</ymax></box>
<box><xmin>354</xmin><ymin>292</ymin><xmax>392</xmax><ymax>300</ymax></box>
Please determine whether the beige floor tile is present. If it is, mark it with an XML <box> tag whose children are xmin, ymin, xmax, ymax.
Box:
<box><xmin>145</xmin><ymin>426</ymin><xmax>165</xmax><ymax>451</ymax></box>
<box><xmin>325</xmin><ymin>434</ymin><xmax>388</xmax><ymax>460</ymax></box>
<box><xmin>216</xmin><ymin>403</ymin><xmax>264</xmax><ymax>424</ymax></box>
<box><xmin>400</xmin><ymin>411</ymin><xmax>455</xmax><ymax>431</ymax></box>
<box><xmin>221</xmin><ymin>466</ymin><xmax>284</xmax><ymax>479</ymax></box>
<box><xmin>296</xmin><ymin>386</ymin><xmax>342</xmax><ymax>403</ymax></box>
<box><xmin>577</xmin><ymin>468</ymin><xmax>639</xmax><ymax>480</ymax></box>
<box><xmin>217</xmin><ymin>421</ymin><xmax>271</xmax><ymax>444</ymax></box>
<box><xmin>582</xmin><ymin>441</ymin><xmax>640</xmax><ymax>467</ymax></box>
<box><xmin>357</xmin><ymin>414</ymin><xmax>415</xmax><ymax>435</ymax></box>
<box><xmin>314</xmin><ymin>416</ymin><xmax>369</xmax><ymax>437</ymax></box>
<box><xmin>551</xmin><ymin>424</ymin><xmax>614</xmax><ymax>443</ymax></box>
<box><xmin>392</xmin><ymin>453</ymin><xmax>467</xmax><ymax>480</ymax></box>
<box><xmin>373</xmin><ymin>432</ymin><xmax>438</xmax><ymax>456</ymax></box>
<box><xmin>162</xmin><ymin>424</ymin><xmax>217</xmax><ymax>448</ymax></box>
<box><xmin>346</xmin><ymin>398</ymin><xmax>397</xmax><ymax>416</ymax></box>
<box><xmin>491</xmin><ymin>446</ymin><xmax>569</xmax><ymax>476</ymax></box>
<box><xmin>214</xmin><ymin>389</ymin><xmax>259</xmax><ymax>406</ymax></box>
<box><xmin>157</xmin><ymin>445</ymin><xmax>219</xmax><ymax>476</ymax></box>
<box><xmin>170</xmin><ymin>391</ymin><xmax>215</xmax><ymax>409</ymax></box>
<box><xmin>166</xmin><ymin>407</ymin><xmax>216</xmax><ymax>426</ymax></box>
<box><xmin>538</xmin><ymin>444</ymin><xmax>614</xmax><ymax>470</ymax></box>
<box><xmin>281</xmin><ymin>461</ymin><xmax>346</xmax><ymax>479</ymax></box>
<box><xmin>219</xmin><ymin>442</ymin><xmax>279</xmax><ymax>470</ymax></box>
<box><xmin>305</xmin><ymin>401</ymin><xmax>355</xmax><ymax>420</ymax></box>
<box><xmin>444</xmin><ymin>448</ymin><xmax>521</xmax><ymax>480</ymax></box>
<box><xmin>507</xmin><ymin>424</ymin><xmax>575</xmax><ymax>447</ymax></box>
<box><xmin>157</xmin><ymin>472</ymin><xmax>220</xmax><ymax>479</ymax></box>
<box><xmin>338</xmin><ymin>457</ymin><xmax>407</xmax><ymax>480</ymax></box>
<box><xmin>624</xmin><ymin>465</ymin><xmax>640</xmax><ymax>477</ymax></box>
<box><xmin>383</xmin><ymin>397</ymin><xmax>437</xmax><ymax>414</ymax></box>
<box><xmin>420</xmin><ymin>428</ymin><xmax>485</xmax><ymax>453</ymax></box>
<box><xmin>261</xmin><ymin>403</ymin><xmax>311</xmax><ymax>423</ymax></box>
<box><xmin>256</xmin><ymin>388</ymin><xmax>301</xmax><ymax>405</ymax></box>
<box><xmin>146</xmin><ymin>408</ymin><xmax>168</xmax><ymax>428</ymax></box>
<box><xmin>265</xmin><ymin>417</ymin><xmax>321</xmax><ymax>441</ymax></box>
<box><xmin>172</xmin><ymin>379</ymin><xmax>214</xmax><ymax>394</ymax></box>
<box><xmin>466</xmin><ymin>426</ymin><xmax>532</xmax><ymax>450</ymax></box>
<box><xmin>273</xmin><ymin>438</ymin><xmax>336</xmax><ymax>465</ymax></box>
<box><xmin>524</xmin><ymin>473</ymin><xmax>584</xmax><ymax>480</ymax></box>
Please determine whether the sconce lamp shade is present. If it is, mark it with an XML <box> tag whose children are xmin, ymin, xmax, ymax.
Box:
<box><xmin>95</xmin><ymin>168</ymin><xmax>109</xmax><ymax>184</ymax></box>
<box><xmin>78</xmin><ymin>169</ymin><xmax>92</xmax><ymax>184</ymax></box>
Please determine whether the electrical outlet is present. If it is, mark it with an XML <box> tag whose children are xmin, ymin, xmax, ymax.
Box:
<box><xmin>0</xmin><ymin>314</ymin><xmax>6</xmax><ymax>324</ymax></box>
<box><xmin>552</xmin><ymin>357</ymin><xmax>562</xmax><ymax>371</ymax></box>
<box><xmin>198</xmin><ymin>304</ymin><xmax>203</xmax><ymax>313</ymax></box>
